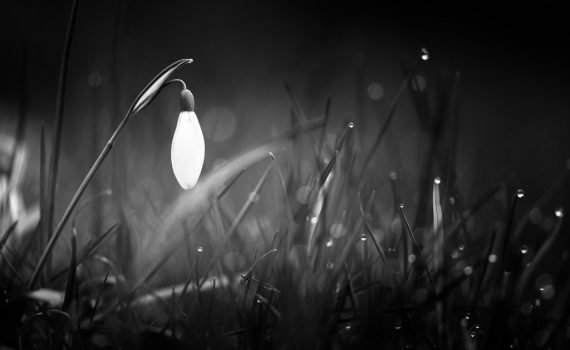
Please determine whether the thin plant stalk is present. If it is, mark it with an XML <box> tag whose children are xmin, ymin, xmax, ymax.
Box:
<box><xmin>45</xmin><ymin>0</ymin><xmax>80</xmax><ymax>253</ymax></box>
<box><xmin>399</xmin><ymin>204</ymin><xmax>433</xmax><ymax>285</ymax></box>
<box><xmin>28</xmin><ymin>58</ymin><xmax>193</xmax><ymax>288</ymax></box>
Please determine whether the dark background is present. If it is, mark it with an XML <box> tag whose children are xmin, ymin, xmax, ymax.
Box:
<box><xmin>1</xmin><ymin>1</ymin><xmax>569</xmax><ymax>231</ymax></box>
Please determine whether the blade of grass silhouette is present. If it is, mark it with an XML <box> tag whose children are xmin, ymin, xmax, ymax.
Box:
<box><xmin>0</xmin><ymin>249</ymin><xmax>24</xmax><ymax>285</ymax></box>
<box><xmin>88</xmin><ymin>272</ymin><xmax>109</xmax><ymax>326</ymax></box>
<box><xmin>269</xmin><ymin>153</ymin><xmax>294</xmax><ymax>224</ymax></box>
<box><xmin>399</xmin><ymin>204</ymin><xmax>433</xmax><ymax>285</ymax></box>
<box><xmin>39</xmin><ymin>125</ymin><xmax>47</xmax><ymax>269</ymax></box>
<box><xmin>343</xmin><ymin>264</ymin><xmax>359</xmax><ymax>317</ymax></box>
<box><xmin>319</xmin><ymin>122</ymin><xmax>354</xmax><ymax>187</ymax></box>
<box><xmin>361</xmin><ymin>52</ymin><xmax>423</xmax><ymax>176</ymax></box>
<box><xmin>498</xmin><ymin>189</ymin><xmax>524</xmax><ymax>275</ymax></box>
<box><xmin>432</xmin><ymin>177</ymin><xmax>446</xmax><ymax>348</ymax></box>
<box><xmin>45</xmin><ymin>0</ymin><xmax>80</xmax><ymax>267</ymax></box>
<box><xmin>515</xmin><ymin>210</ymin><xmax>564</xmax><ymax>300</ymax></box>
<box><xmin>307</xmin><ymin>123</ymin><xmax>354</xmax><ymax>256</ymax></box>
<box><xmin>28</xmin><ymin>58</ymin><xmax>193</xmax><ymax>289</ymax></box>
<box><xmin>227</xmin><ymin>161</ymin><xmax>273</xmax><ymax>239</ymax></box>
<box><xmin>470</xmin><ymin>229</ymin><xmax>497</xmax><ymax>310</ymax></box>
<box><xmin>283</xmin><ymin>82</ymin><xmax>308</xmax><ymax>127</ymax></box>
<box><xmin>241</xmin><ymin>249</ymin><xmax>277</xmax><ymax>284</ymax></box>
<box><xmin>315</xmin><ymin>97</ymin><xmax>331</xmax><ymax>170</ymax></box>
<box><xmin>389</xmin><ymin>172</ymin><xmax>407</xmax><ymax>274</ymax></box>
<box><xmin>432</xmin><ymin>178</ymin><xmax>444</xmax><ymax>274</ymax></box>
<box><xmin>358</xmin><ymin>191</ymin><xmax>386</xmax><ymax>263</ymax></box>
<box><xmin>0</xmin><ymin>221</ymin><xmax>17</xmax><ymax>251</ymax></box>
<box><xmin>62</xmin><ymin>231</ymin><xmax>77</xmax><ymax>312</ymax></box>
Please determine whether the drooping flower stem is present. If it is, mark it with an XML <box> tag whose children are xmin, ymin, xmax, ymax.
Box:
<box><xmin>28</xmin><ymin>59</ymin><xmax>193</xmax><ymax>289</ymax></box>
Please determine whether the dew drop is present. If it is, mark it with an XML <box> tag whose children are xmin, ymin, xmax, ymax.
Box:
<box><xmin>248</xmin><ymin>192</ymin><xmax>259</xmax><ymax>203</ymax></box>
<box><xmin>520</xmin><ymin>245</ymin><xmax>528</xmax><ymax>255</ymax></box>
<box><xmin>197</xmin><ymin>246</ymin><xmax>203</xmax><ymax>253</ymax></box>
<box><xmin>555</xmin><ymin>207</ymin><xmax>564</xmax><ymax>218</ymax></box>
<box><xmin>347</xmin><ymin>121</ymin><xmax>355</xmax><ymax>129</ymax></box>
<box><xmin>389</xmin><ymin>171</ymin><xmax>398</xmax><ymax>180</ymax></box>
<box><xmin>470</xmin><ymin>330</ymin><xmax>477</xmax><ymax>339</ymax></box>
<box><xmin>360</xmin><ymin>233</ymin><xmax>367</xmax><ymax>242</ymax></box>
<box><xmin>394</xmin><ymin>321</ymin><xmax>402</xmax><ymax>330</ymax></box>
<box><xmin>326</xmin><ymin>239</ymin><xmax>334</xmax><ymax>247</ymax></box>
<box><xmin>516</xmin><ymin>189</ymin><xmax>525</xmax><ymax>198</ymax></box>
<box><xmin>399</xmin><ymin>203</ymin><xmax>405</xmax><ymax>209</ymax></box>
<box><xmin>408</xmin><ymin>254</ymin><xmax>417</xmax><ymax>264</ymax></box>
<box><xmin>310</xmin><ymin>216</ymin><xmax>318</xmax><ymax>224</ymax></box>
<box><xmin>465</xmin><ymin>313</ymin><xmax>471</xmax><ymax>320</ymax></box>
<box><xmin>464</xmin><ymin>266</ymin><xmax>473</xmax><ymax>275</ymax></box>
<box><xmin>451</xmin><ymin>250</ymin><xmax>459</xmax><ymax>259</ymax></box>
<box><xmin>434</xmin><ymin>177</ymin><xmax>441</xmax><ymax>185</ymax></box>
<box><xmin>458</xmin><ymin>243</ymin><xmax>465</xmax><ymax>251</ymax></box>
<box><xmin>488</xmin><ymin>254</ymin><xmax>498</xmax><ymax>263</ymax></box>
<box><xmin>421</xmin><ymin>47</ymin><xmax>430</xmax><ymax>61</ymax></box>
<box><xmin>326</xmin><ymin>261</ymin><xmax>334</xmax><ymax>269</ymax></box>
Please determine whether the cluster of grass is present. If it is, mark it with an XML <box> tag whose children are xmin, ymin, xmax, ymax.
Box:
<box><xmin>2</xmin><ymin>4</ymin><xmax>570</xmax><ymax>349</ymax></box>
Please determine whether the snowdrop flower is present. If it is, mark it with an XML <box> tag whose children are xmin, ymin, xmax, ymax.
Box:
<box><xmin>171</xmin><ymin>89</ymin><xmax>205</xmax><ymax>189</ymax></box>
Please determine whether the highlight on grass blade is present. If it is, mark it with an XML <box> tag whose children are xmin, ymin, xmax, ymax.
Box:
<box><xmin>131</xmin><ymin>58</ymin><xmax>193</xmax><ymax>115</ymax></box>
<box><xmin>171</xmin><ymin>89</ymin><xmax>205</xmax><ymax>189</ymax></box>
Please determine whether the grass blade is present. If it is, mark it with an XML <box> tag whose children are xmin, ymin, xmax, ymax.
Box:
<box><xmin>44</xmin><ymin>0</ymin><xmax>80</xmax><ymax>281</ymax></box>
<box><xmin>62</xmin><ymin>231</ymin><xmax>77</xmax><ymax>312</ymax></box>
<box><xmin>399</xmin><ymin>204</ymin><xmax>433</xmax><ymax>285</ymax></box>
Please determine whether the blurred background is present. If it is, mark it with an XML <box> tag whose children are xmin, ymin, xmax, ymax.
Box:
<box><xmin>1</xmin><ymin>1</ymin><xmax>569</xmax><ymax>267</ymax></box>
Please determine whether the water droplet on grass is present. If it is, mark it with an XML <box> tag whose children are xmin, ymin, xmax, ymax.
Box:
<box><xmin>197</xmin><ymin>246</ymin><xmax>203</xmax><ymax>253</ymax></box>
<box><xmin>434</xmin><ymin>177</ymin><xmax>441</xmax><ymax>184</ymax></box>
<box><xmin>516</xmin><ymin>189</ymin><xmax>525</xmax><ymax>198</ymax></box>
<box><xmin>458</xmin><ymin>243</ymin><xmax>465</xmax><ymax>251</ymax></box>
<box><xmin>555</xmin><ymin>207</ymin><xmax>564</xmax><ymax>218</ymax></box>
<box><xmin>520</xmin><ymin>245</ymin><xmax>528</xmax><ymax>255</ymax></box>
<box><xmin>360</xmin><ymin>233</ymin><xmax>367</xmax><ymax>241</ymax></box>
<box><xmin>326</xmin><ymin>239</ymin><xmax>334</xmax><ymax>247</ymax></box>
<box><xmin>488</xmin><ymin>254</ymin><xmax>498</xmax><ymax>263</ymax></box>
<box><xmin>421</xmin><ymin>47</ymin><xmax>430</xmax><ymax>61</ymax></box>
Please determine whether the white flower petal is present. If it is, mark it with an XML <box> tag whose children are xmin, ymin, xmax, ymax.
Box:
<box><xmin>171</xmin><ymin>111</ymin><xmax>205</xmax><ymax>189</ymax></box>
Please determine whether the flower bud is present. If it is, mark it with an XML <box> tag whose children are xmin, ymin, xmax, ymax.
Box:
<box><xmin>171</xmin><ymin>91</ymin><xmax>204</xmax><ymax>189</ymax></box>
<box><xmin>180</xmin><ymin>89</ymin><xmax>195</xmax><ymax>112</ymax></box>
